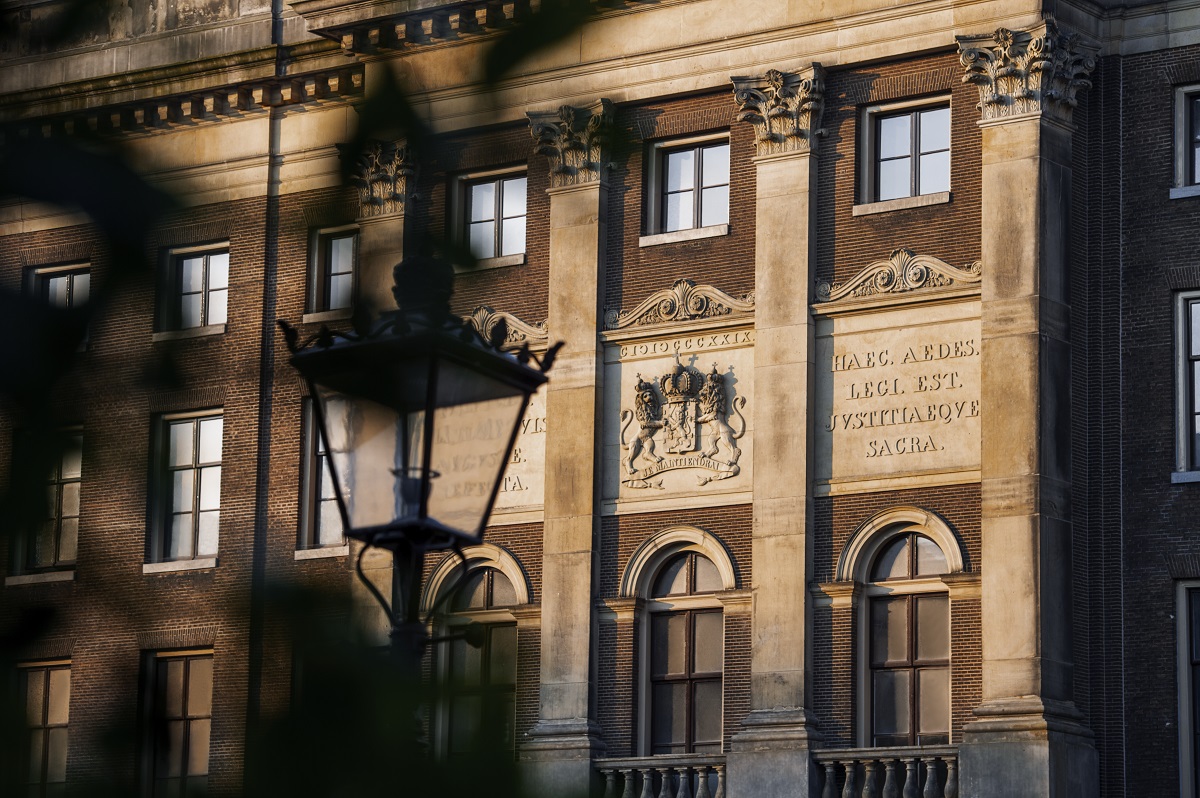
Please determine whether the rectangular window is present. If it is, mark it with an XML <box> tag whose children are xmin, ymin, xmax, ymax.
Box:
<box><xmin>154</xmin><ymin>413</ymin><xmax>222</xmax><ymax>562</ymax></box>
<box><xmin>33</xmin><ymin>266</ymin><xmax>91</xmax><ymax>311</ymax></box>
<box><xmin>162</xmin><ymin>246</ymin><xmax>228</xmax><ymax>331</ymax></box>
<box><xmin>652</xmin><ymin>138</ymin><xmax>730</xmax><ymax>234</ymax></box>
<box><xmin>309</xmin><ymin>229</ymin><xmax>356</xmax><ymax>313</ymax></box>
<box><xmin>300</xmin><ymin>400</ymin><xmax>344</xmax><ymax>549</ymax></box>
<box><xmin>861</xmin><ymin>100</ymin><xmax>950</xmax><ymax>204</ymax></box>
<box><xmin>1175</xmin><ymin>86</ymin><xmax>1200</xmax><ymax>193</ymax></box>
<box><xmin>461</xmin><ymin>173</ymin><xmax>527</xmax><ymax>262</ymax></box>
<box><xmin>1177</xmin><ymin>292</ymin><xmax>1200</xmax><ymax>476</ymax></box>
<box><xmin>20</xmin><ymin>661</ymin><xmax>71</xmax><ymax>797</ymax></box>
<box><xmin>146</xmin><ymin>651</ymin><xmax>212</xmax><ymax>797</ymax></box>
<box><xmin>19</xmin><ymin>432</ymin><xmax>83</xmax><ymax>573</ymax></box>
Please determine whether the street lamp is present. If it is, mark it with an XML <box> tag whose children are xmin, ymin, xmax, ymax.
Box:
<box><xmin>278</xmin><ymin>254</ymin><xmax>557</xmax><ymax>665</ymax></box>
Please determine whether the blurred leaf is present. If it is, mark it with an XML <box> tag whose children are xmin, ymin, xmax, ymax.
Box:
<box><xmin>484</xmin><ymin>0</ymin><xmax>596</xmax><ymax>88</ymax></box>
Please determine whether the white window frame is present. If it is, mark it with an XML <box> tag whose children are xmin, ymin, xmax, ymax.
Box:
<box><xmin>304</xmin><ymin>225</ymin><xmax>357</xmax><ymax>323</ymax></box>
<box><xmin>640</xmin><ymin>133</ymin><xmax>731</xmax><ymax>247</ymax></box>
<box><xmin>855</xmin><ymin>96</ymin><xmax>952</xmax><ymax>216</ymax></box>
<box><xmin>148</xmin><ymin>409</ymin><xmax>223</xmax><ymax>567</ymax></box>
<box><xmin>1180</xmin><ymin>581</ymin><xmax>1200</xmax><ymax>798</ymax></box>
<box><xmin>451</xmin><ymin>166</ymin><xmax>528</xmax><ymax>271</ymax></box>
<box><xmin>297</xmin><ymin>398</ymin><xmax>346</xmax><ymax>553</ymax></box>
<box><xmin>155</xmin><ymin>243</ymin><xmax>229</xmax><ymax>340</ymax></box>
<box><xmin>1175</xmin><ymin>290</ymin><xmax>1200</xmax><ymax>481</ymax></box>
<box><xmin>29</xmin><ymin>263</ymin><xmax>92</xmax><ymax>350</ymax></box>
<box><xmin>1173</xmin><ymin>84</ymin><xmax>1200</xmax><ymax>199</ymax></box>
<box><xmin>18</xmin><ymin>658</ymin><xmax>72</xmax><ymax>795</ymax></box>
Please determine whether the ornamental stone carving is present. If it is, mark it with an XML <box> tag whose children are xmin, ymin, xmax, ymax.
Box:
<box><xmin>464</xmin><ymin>306</ymin><xmax>548</xmax><ymax>350</ymax></box>
<box><xmin>731</xmin><ymin>64</ymin><xmax>825</xmax><ymax>156</ymax></box>
<box><xmin>527</xmin><ymin>99</ymin><xmax>614</xmax><ymax>188</ymax></box>
<box><xmin>957</xmin><ymin>19</ymin><xmax>1097</xmax><ymax>125</ymax></box>
<box><xmin>816</xmin><ymin>249</ymin><xmax>982</xmax><ymax>303</ymax></box>
<box><xmin>348</xmin><ymin>140</ymin><xmax>418</xmax><ymax>218</ymax></box>
<box><xmin>605</xmin><ymin>279</ymin><xmax>755</xmax><ymax>330</ymax></box>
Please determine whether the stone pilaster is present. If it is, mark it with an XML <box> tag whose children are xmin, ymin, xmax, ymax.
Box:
<box><xmin>348</xmin><ymin>138</ymin><xmax>419</xmax><ymax>312</ymax></box>
<box><xmin>955</xmin><ymin>19</ymin><xmax>1098</xmax><ymax>798</ymax></box>
<box><xmin>519</xmin><ymin>99</ymin><xmax>612</xmax><ymax>794</ymax></box>
<box><xmin>726</xmin><ymin>63</ymin><xmax>824</xmax><ymax>798</ymax></box>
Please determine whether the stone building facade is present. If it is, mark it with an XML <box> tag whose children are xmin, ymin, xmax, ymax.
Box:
<box><xmin>1</xmin><ymin>0</ymin><xmax>1199</xmax><ymax>796</ymax></box>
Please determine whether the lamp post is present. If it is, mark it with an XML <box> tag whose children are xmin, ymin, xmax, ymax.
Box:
<box><xmin>279</xmin><ymin>253</ymin><xmax>557</xmax><ymax>677</ymax></box>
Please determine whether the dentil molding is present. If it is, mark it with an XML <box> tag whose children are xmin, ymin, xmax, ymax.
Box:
<box><xmin>605</xmin><ymin>279</ymin><xmax>755</xmax><ymax>330</ymax></box>
<box><xmin>816</xmin><ymin>249</ymin><xmax>982</xmax><ymax>304</ymax></box>
<box><xmin>731</xmin><ymin>64</ymin><xmax>825</xmax><ymax>157</ymax></box>
<box><xmin>527</xmin><ymin>99</ymin><xmax>614</xmax><ymax>188</ymax></box>
<box><xmin>346</xmin><ymin>140</ymin><xmax>418</xmax><ymax>219</ymax></box>
<box><xmin>957</xmin><ymin>18</ymin><xmax>1097</xmax><ymax>125</ymax></box>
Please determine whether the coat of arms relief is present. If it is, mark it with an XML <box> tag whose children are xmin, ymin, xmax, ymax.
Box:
<box><xmin>619</xmin><ymin>361</ymin><xmax>747</xmax><ymax>489</ymax></box>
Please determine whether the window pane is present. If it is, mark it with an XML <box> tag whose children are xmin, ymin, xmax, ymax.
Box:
<box><xmin>73</xmin><ymin>272</ymin><xmax>91</xmax><ymax>306</ymax></box>
<box><xmin>915</xmin><ymin>535</ymin><xmax>947</xmax><ymax>576</ymax></box>
<box><xmin>915</xmin><ymin>595</ymin><xmax>949</xmax><ymax>661</ymax></box>
<box><xmin>58</xmin><ymin>519</ymin><xmax>78</xmax><ymax>563</ymax></box>
<box><xmin>34</xmin><ymin>521</ymin><xmax>55</xmax><ymax>568</ymax></box>
<box><xmin>692</xmin><ymin>680</ymin><xmax>722</xmax><ymax>744</ymax></box>
<box><xmin>873</xmin><ymin>669</ymin><xmax>910</xmax><ymax>737</ymax></box>
<box><xmin>878</xmin><ymin>114</ymin><xmax>911</xmax><ymax>159</ymax></box>
<box><xmin>47</xmin><ymin>669</ymin><xmax>70</xmax><ymax>725</ymax></box>
<box><xmin>450</xmin><ymin>637</ymin><xmax>482</xmax><ymax>686</ymax></box>
<box><xmin>198</xmin><ymin>467</ymin><xmax>221</xmax><ymax>511</ymax></box>
<box><xmin>1190</xmin><ymin>301</ymin><xmax>1200</xmax><ymax>356</ymax></box>
<box><xmin>207</xmin><ymin>288</ymin><xmax>227</xmax><ymax>326</ymax></box>
<box><xmin>180</xmin><ymin>258</ymin><xmax>204</xmax><ymax>293</ymax></box>
<box><xmin>197</xmin><ymin>512</ymin><xmax>219</xmax><ymax>557</ymax></box>
<box><xmin>652</xmin><ymin>554</ymin><xmax>688</xmax><ymax>597</ymax></box>
<box><xmin>28</xmin><ymin>729</ymin><xmax>44</xmax><ymax>782</ymax></box>
<box><xmin>878</xmin><ymin>157</ymin><xmax>912</xmax><ymax>201</ymax></box>
<box><xmin>469</xmin><ymin>182</ymin><xmax>496</xmax><ymax>222</ymax></box>
<box><xmin>187</xmin><ymin>658</ymin><xmax>213</xmax><ymax>717</ymax></box>
<box><xmin>25</xmin><ymin>670</ymin><xmax>45</xmax><ymax>725</ymax></box>
<box><xmin>61</xmin><ymin>482</ymin><xmax>80</xmax><ymax>518</ymax></box>
<box><xmin>168</xmin><ymin>515</ymin><xmax>194</xmax><ymax>560</ymax></box>
<box><xmin>319</xmin><ymin>459</ymin><xmax>337</xmax><ymax>500</ymax></box>
<box><xmin>317</xmin><ymin>502</ymin><xmax>342</xmax><ymax>545</ymax></box>
<box><xmin>491</xmin><ymin>571</ymin><xmax>518</xmax><ymax>607</ymax></box>
<box><xmin>450</xmin><ymin>696</ymin><xmax>481</xmax><ymax>755</ymax></box>
<box><xmin>187</xmin><ymin>719</ymin><xmax>210</xmax><ymax>776</ymax></box>
<box><xmin>198</xmin><ymin>418</ymin><xmax>222</xmax><ymax>464</ymax></box>
<box><xmin>180</xmin><ymin>294</ymin><xmax>202</xmax><ymax>329</ymax></box>
<box><xmin>330</xmin><ymin>236</ymin><xmax>355</xmax><ymax>275</ymax></box>
<box><xmin>871</xmin><ymin>597</ymin><xmax>908</xmax><ymax>665</ymax></box>
<box><xmin>500</xmin><ymin>217</ymin><xmax>526</xmax><ymax>257</ymax></box>
<box><xmin>1191</xmin><ymin>590</ymin><xmax>1200</xmax><ymax>661</ymax></box>
<box><xmin>664</xmin><ymin>192</ymin><xmax>694</xmax><ymax>233</ymax></box>
<box><xmin>47</xmin><ymin>276</ymin><xmax>70</xmax><ymax>308</ymax></box>
<box><xmin>502</xmin><ymin>177</ymin><xmax>527</xmax><ymax>217</ymax></box>
<box><xmin>61</xmin><ymin>438</ymin><xmax>83</xmax><ymax>479</ymax></box>
<box><xmin>328</xmin><ymin>273</ymin><xmax>352</xmax><ymax>311</ymax></box>
<box><xmin>665</xmin><ymin>149</ymin><xmax>695</xmax><ymax>192</ymax></box>
<box><xmin>700</xmin><ymin>186</ymin><xmax>729</xmax><ymax>227</ymax></box>
<box><xmin>469</xmin><ymin>221</ymin><xmax>496</xmax><ymax>259</ymax></box>
<box><xmin>919</xmin><ymin>108</ymin><xmax>950</xmax><ymax>152</ymax></box>
<box><xmin>871</xmin><ymin>536</ymin><xmax>910</xmax><ymax>580</ymax></box>
<box><xmin>919</xmin><ymin>151</ymin><xmax>950</xmax><ymax>195</ymax></box>
<box><xmin>651</xmin><ymin>682</ymin><xmax>687</xmax><ymax>749</ymax></box>
<box><xmin>692</xmin><ymin>611</ymin><xmax>723</xmax><ymax>674</ymax></box>
<box><xmin>164</xmin><ymin>660</ymin><xmax>185</xmax><ymax>717</ymax></box>
<box><xmin>45</xmin><ymin>727</ymin><xmax>68</xmax><ymax>782</ymax></box>
<box><xmin>917</xmin><ymin>667</ymin><xmax>949</xmax><ymax>734</ymax></box>
<box><xmin>694</xmin><ymin>555</ymin><xmax>722</xmax><ymax>593</ymax></box>
<box><xmin>163</xmin><ymin>720</ymin><xmax>185</xmax><ymax>777</ymax></box>
<box><xmin>172</xmin><ymin>471</ymin><xmax>195</xmax><ymax>513</ymax></box>
<box><xmin>207</xmin><ymin>253</ymin><xmax>229</xmax><ymax>290</ymax></box>
<box><xmin>651</xmin><ymin>613</ymin><xmax>687</xmax><ymax>676</ymax></box>
<box><xmin>489</xmin><ymin>625</ymin><xmax>517</xmax><ymax>685</ymax></box>
<box><xmin>702</xmin><ymin>144</ymin><xmax>729</xmax><ymax>187</ymax></box>
<box><xmin>169</xmin><ymin>422</ymin><xmax>194</xmax><ymax>467</ymax></box>
<box><xmin>452</xmin><ymin>571</ymin><xmax>488</xmax><ymax>611</ymax></box>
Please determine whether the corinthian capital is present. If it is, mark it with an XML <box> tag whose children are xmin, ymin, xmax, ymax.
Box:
<box><xmin>731</xmin><ymin>64</ymin><xmax>825</xmax><ymax>156</ymax></box>
<box><xmin>527</xmin><ymin>99</ymin><xmax>614</xmax><ymax>188</ymax></box>
<box><xmin>957</xmin><ymin>18</ymin><xmax>1097</xmax><ymax>125</ymax></box>
<box><xmin>346</xmin><ymin>140</ymin><xmax>419</xmax><ymax>218</ymax></box>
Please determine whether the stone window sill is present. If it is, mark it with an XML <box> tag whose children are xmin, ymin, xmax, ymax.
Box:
<box><xmin>143</xmin><ymin>557</ymin><xmax>217</xmax><ymax>574</ymax></box>
<box><xmin>6</xmin><ymin>570</ymin><xmax>75</xmax><ymax>587</ymax></box>
<box><xmin>295</xmin><ymin>544</ymin><xmax>350</xmax><ymax>560</ymax></box>
<box><xmin>152</xmin><ymin>325</ymin><xmax>226</xmax><ymax>343</ymax></box>
<box><xmin>1169</xmin><ymin>185</ymin><xmax>1200</xmax><ymax>200</ymax></box>
<box><xmin>1172</xmin><ymin>470</ymin><xmax>1200</xmax><ymax>484</ymax></box>
<box><xmin>455</xmin><ymin>253</ymin><xmax>525</xmax><ymax>272</ymax></box>
<box><xmin>852</xmin><ymin>191</ymin><xmax>952</xmax><ymax>217</ymax></box>
<box><xmin>639</xmin><ymin>224</ymin><xmax>729</xmax><ymax>248</ymax></box>
<box><xmin>302</xmin><ymin>308</ymin><xmax>352</xmax><ymax>325</ymax></box>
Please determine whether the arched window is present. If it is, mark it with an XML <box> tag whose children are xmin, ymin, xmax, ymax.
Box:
<box><xmin>647</xmin><ymin>551</ymin><xmax>723</xmax><ymax>754</ymax></box>
<box><xmin>866</xmin><ymin>532</ymin><xmax>950</xmax><ymax>747</ymax></box>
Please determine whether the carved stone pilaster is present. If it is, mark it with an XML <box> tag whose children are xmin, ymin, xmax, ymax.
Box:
<box><xmin>526</xmin><ymin>99</ymin><xmax>613</xmax><ymax>188</ymax></box>
<box><xmin>347</xmin><ymin>139</ymin><xmax>418</xmax><ymax>218</ymax></box>
<box><xmin>731</xmin><ymin>64</ymin><xmax>825</xmax><ymax>156</ymax></box>
<box><xmin>956</xmin><ymin>18</ymin><xmax>1097</xmax><ymax>125</ymax></box>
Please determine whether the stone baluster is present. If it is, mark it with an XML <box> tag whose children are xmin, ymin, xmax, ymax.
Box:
<box><xmin>943</xmin><ymin>759</ymin><xmax>958</xmax><ymax>798</ymax></box>
<box><xmin>922</xmin><ymin>758</ymin><xmax>941</xmax><ymax>798</ymax></box>
<box><xmin>640</xmin><ymin>768</ymin><xmax>657</xmax><ymax>798</ymax></box>
<box><xmin>621</xmin><ymin>769</ymin><xmax>636</xmax><ymax>798</ymax></box>
<box><xmin>603</xmin><ymin>769</ymin><xmax>618</xmax><ymax>798</ymax></box>
<box><xmin>678</xmin><ymin>767</ymin><xmax>693</xmax><ymax>798</ymax></box>
<box><xmin>713</xmin><ymin>764</ymin><xmax>726</xmax><ymax>798</ymax></box>
<box><xmin>901</xmin><ymin>759</ymin><xmax>919</xmax><ymax>798</ymax></box>
<box><xmin>882</xmin><ymin>760</ymin><xmax>900</xmax><ymax>798</ymax></box>
<box><xmin>822</xmin><ymin>761</ymin><xmax>838</xmax><ymax>798</ymax></box>
<box><xmin>695</xmin><ymin>765</ymin><xmax>713</xmax><ymax>798</ymax></box>
<box><xmin>862</xmin><ymin>760</ymin><xmax>881</xmax><ymax>798</ymax></box>
<box><xmin>841</xmin><ymin>761</ymin><xmax>858</xmax><ymax>798</ymax></box>
<box><xmin>658</xmin><ymin>768</ymin><xmax>673</xmax><ymax>798</ymax></box>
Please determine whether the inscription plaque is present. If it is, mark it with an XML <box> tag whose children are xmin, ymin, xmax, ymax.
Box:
<box><xmin>493</xmin><ymin>389</ymin><xmax>546</xmax><ymax>511</ymax></box>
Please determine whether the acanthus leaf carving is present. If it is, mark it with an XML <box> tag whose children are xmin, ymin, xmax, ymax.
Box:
<box><xmin>527</xmin><ymin>99</ymin><xmax>614</xmax><ymax>188</ymax></box>
<box><xmin>815</xmin><ymin>249</ymin><xmax>982</xmax><ymax>303</ymax></box>
<box><xmin>731</xmin><ymin>64</ymin><xmax>826</xmax><ymax>156</ymax></box>
<box><xmin>956</xmin><ymin>18</ymin><xmax>1096</xmax><ymax>125</ymax></box>
<box><xmin>464</xmin><ymin>306</ymin><xmax>549</xmax><ymax>351</ymax></box>
<box><xmin>604</xmin><ymin>279</ymin><xmax>755</xmax><ymax>330</ymax></box>
<box><xmin>346</xmin><ymin>139</ymin><xmax>419</xmax><ymax>218</ymax></box>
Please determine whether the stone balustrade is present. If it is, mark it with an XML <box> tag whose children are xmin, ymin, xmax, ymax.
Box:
<box><xmin>812</xmin><ymin>747</ymin><xmax>958</xmax><ymax>798</ymax></box>
<box><xmin>597</xmin><ymin>754</ymin><xmax>727</xmax><ymax>798</ymax></box>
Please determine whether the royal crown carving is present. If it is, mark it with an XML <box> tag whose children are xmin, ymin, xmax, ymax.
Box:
<box><xmin>348</xmin><ymin>140</ymin><xmax>418</xmax><ymax>218</ymax></box>
<box><xmin>816</xmin><ymin>249</ymin><xmax>982</xmax><ymax>303</ymax></box>
<box><xmin>731</xmin><ymin>64</ymin><xmax>826</xmax><ymax>156</ymax></box>
<box><xmin>605</xmin><ymin>279</ymin><xmax>755</xmax><ymax>330</ymax></box>
<box><xmin>527</xmin><ymin>99</ymin><xmax>614</xmax><ymax>188</ymax></box>
<box><xmin>464</xmin><ymin>306</ymin><xmax>548</xmax><ymax>350</ymax></box>
<box><xmin>957</xmin><ymin>19</ymin><xmax>1097</xmax><ymax>125</ymax></box>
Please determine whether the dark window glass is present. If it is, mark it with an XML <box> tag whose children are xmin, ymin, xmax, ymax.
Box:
<box><xmin>1190</xmin><ymin>94</ymin><xmax>1200</xmax><ymax>185</ymax></box>
<box><xmin>311</xmin><ymin>231</ymin><xmax>356</xmax><ymax>312</ymax></box>
<box><xmin>1189</xmin><ymin>298</ymin><xmax>1200</xmax><ymax>467</ymax></box>
<box><xmin>150</xmin><ymin>653</ymin><xmax>212</xmax><ymax>797</ymax></box>
<box><xmin>37</xmin><ymin>268</ymin><xmax>90</xmax><ymax>311</ymax></box>
<box><xmin>873</xmin><ymin>105</ymin><xmax>950</xmax><ymax>201</ymax></box>
<box><xmin>300</xmin><ymin>401</ymin><xmax>343</xmax><ymax>548</ymax></box>
<box><xmin>160</xmin><ymin>414</ymin><xmax>222</xmax><ymax>562</ymax></box>
<box><xmin>166</xmin><ymin>249</ymin><xmax>227</xmax><ymax>330</ymax></box>
<box><xmin>659</xmin><ymin>141</ymin><xmax>730</xmax><ymax>233</ymax></box>
<box><xmin>21</xmin><ymin>663</ymin><xmax>71</xmax><ymax>797</ymax></box>
<box><xmin>1190</xmin><ymin>589</ymin><xmax>1200</xmax><ymax>794</ymax></box>
<box><xmin>868</xmin><ymin>592</ymin><xmax>949</xmax><ymax>746</ymax></box>
<box><xmin>23</xmin><ymin>432</ymin><xmax>82</xmax><ymax>573</ymax></box>
<box><xmin>465</xmin><ymin>175</ymin><xmax>526</xmax><ymax>260</ymax></box>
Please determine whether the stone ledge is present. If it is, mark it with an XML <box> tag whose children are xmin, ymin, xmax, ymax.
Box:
<box><xmin>1170</xmin><ymin>185</ymin><xmax>1200</xmax><ymax>200</ymax></box>
<box><xmin>5</xmin><ymin>570</ymin><xmax>75</xmax><ymax>587</ymax></box>
<box><xmin>852</xmin><ymin>191</ymin><xmax>951</xmax><ymax>216</ymax></box>
<box><xmin>152</xmin><ymin>324</ymin><xmax>226</xmax><ymax>343</ymax></box>
<box><xmin>301</xmin><ymin>309</ymin><xmax>353</xmax><ymax>325</ymax></box>
<box><xmin>294</xmin><ymin>545</ymin><xmax>350</xmax><ymax>560</ymax></box>
<box><xmin>639</xmin><ymin>224</ymin><xmax>729</xmax><ymax>248</ymax></box>
<box><xmin>455</xmin><ymin>252</ymin><xmax>525</xmax><ymax>272</ymax></box>
<box><xmin>1172</xmin><ymin>470</ymin><xmax>1200</xmax><ymax>484</ymax></box>
<box><xmin>143</xmin><ymin>558</ymin><xmax>217</xmax><ymax>574</ymax></box>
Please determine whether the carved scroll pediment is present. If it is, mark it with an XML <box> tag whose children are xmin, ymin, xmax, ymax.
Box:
<box><xmin>464</xmin><ymin>306</ymin><xmax>548</xmax><ymax>350</ymax></box>
<box><xmin>605</xmin><ymin>280</ymin><xmax>755</xmax><ymax>330</ymax></box>
<box><xmin>816</xmin><ymin>249</ymin><xmax>982</xmax><ymax>304</ymax></box>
